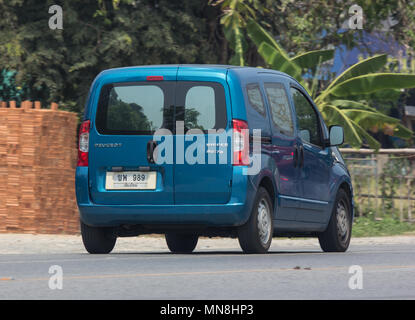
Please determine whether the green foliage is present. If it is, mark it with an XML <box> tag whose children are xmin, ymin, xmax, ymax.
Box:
<box><xmin>245</xmin><ymin>19</ymin><xmax>414</xmax><ymax>149</ymax></box>
<box><xmin>0</xmin><ymin>69</ymin><xmax>28</xmax><ymax>102</ymax></box>
<box><xmin>220</xmin><ymin>2</ymin><xmax>247</xmax><ymax>66</ymax></box>
<box><xmin>323</xmin><ymin>55</ymin><xmax>388</xmax><ymax>96</ymax></box>
<box><xmin>3</xmin><ymin>0</ymin><xmax>415</xmax><ymax>131</ymax></box>
<box><xmin>246</xmin><ymin>18</ymin><xmax>301</xmax><ymax>80</ymax></box>
<box><xmin>210</xmin><ymin>0</ymin><xmax>266</xmax><ymax>66</ymax></box>
<box><xmin>290</xmin><ymin>49</ymin><xmax>334</xmax><ymax>71</ymax></box>
<box><xmin>352</xmin><ymin>216</ymin><xmax>415</xmax><ymax>237</ymax></box>
<box><xmin>265</xmin><ymin>0</ymin><xmax>415</xmax><ymax>57</ymax></box>
<box><xmin>324</xmin><ymin>73</ymin><xmax>415</xmax><ymax>98</ymax></box>
<box><xmin>257</xmin><ymin>42</ymin><xmax>302</xmax><ymax>80</ymax></box>
<box><xmin>246</xmin><ymin>18</ymin><xmax>333</xmax><ymax>86</ymax></box>
<box><xmin>378</xmin><ymin>158</ymin><xmax>412</xmax><ymax>210</ymax></box>
<box><xmin>0</xmin><ymin>0</ymin><xmax>225</xmax><ymax>114</ymax></box>
<box><xmin>214</xmin><ymin>1</ymin><xmax>415</xmax><ymax>66</ymax></box>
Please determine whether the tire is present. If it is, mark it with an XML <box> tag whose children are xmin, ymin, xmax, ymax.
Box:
<box><xmin>165</xmin><ymin>233</ymin><xmax>198</xmax><ymax>253</ymax></box>
<box><xmin>318</xmin><ymin>189</ymin><xmax>352</xmax><ymax>252</ymax></box>
<box><xmin>80</xmin><ymin>220</ymin><xmax>117</xmax><ymax>254</ymax></box>
<box><xmin>238</xmin><ymin>187</ymin><xmax>273</xmax><ymax>254</ymax></box>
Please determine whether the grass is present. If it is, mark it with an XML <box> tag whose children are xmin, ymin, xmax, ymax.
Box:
<box><xmin>352</xmin><ymin>216</ymin><xmax>415</xmax><ymax>237</ymax></box>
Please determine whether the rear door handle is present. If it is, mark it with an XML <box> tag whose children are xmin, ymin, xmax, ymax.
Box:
<box><xmin>147</xmin><ymin>140</ymin><xmax>158</xmax><ymax>164</ymax></box>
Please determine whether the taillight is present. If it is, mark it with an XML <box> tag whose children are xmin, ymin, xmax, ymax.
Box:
<box><xmin>77</xmin><ymin>120</ymin><xmax>90</xmax><ymax>167</ymax></box>
<box><xmin>232</xmin><ymin>119</ymin><xmax>249</xmax><ymax>166</ymax></box>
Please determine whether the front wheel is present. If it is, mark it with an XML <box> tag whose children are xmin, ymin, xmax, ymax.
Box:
<box><xmin>318</xmin><ymin>189</ymin><xmax>352</xmax><ymax>252</ymax></box>
<box><xmin>80</xmin><ymin>221</ymin><xmax>117</xmax><ymax>254</ymax></box>
<box><xmin>165</xmin><ymin>233</ymin><xmax>198</xmax><ymax>253</ymax></box>
<box><xmin>238</xmin><ymin>187</ymin><xmax>273</xmax><ymax>254</ymax></box>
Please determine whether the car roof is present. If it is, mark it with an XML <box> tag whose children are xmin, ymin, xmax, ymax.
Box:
<box><xmin>84</xmin><ymin>64</ymin><xmax>298</xmax><ymax>119</ymax></box>
<box><xmin>99</xmin><ymin>64</ymin><xmax>295</xmax><ymax>81</ymax></box>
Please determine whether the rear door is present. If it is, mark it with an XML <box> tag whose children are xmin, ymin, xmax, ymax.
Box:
<box><xmin>89</xmin><ymin>69</ymin><xmax>176</xmax><ymax>205</ymax></box>
<box><xmin>173</xmin><ymin>68</ymin><xmax>233</xmax><ymax>204</ymax></box>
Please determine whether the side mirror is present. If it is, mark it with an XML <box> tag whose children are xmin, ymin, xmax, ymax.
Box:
<box><xmin>329</xmin><ymin>125</ymin><xmax>344</xmax><ymax>146</ymax></box>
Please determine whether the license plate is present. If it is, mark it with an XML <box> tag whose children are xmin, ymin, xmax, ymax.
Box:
<box><xmin>105</xmin><ymin>171</ymin><xmax>157</xmax><ymax>190</ymax></box>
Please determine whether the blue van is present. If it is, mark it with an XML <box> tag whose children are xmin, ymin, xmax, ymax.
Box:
<box><xmin>75</xmin><ymin>64</ymin><xmax>353</xmax><ymax>254</ymax></box>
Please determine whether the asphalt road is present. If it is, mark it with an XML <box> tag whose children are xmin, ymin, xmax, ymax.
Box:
<box><xmin>1</xmin><ymin>241</ymin><xmax>414</xmax><ymax>300</ymax></box>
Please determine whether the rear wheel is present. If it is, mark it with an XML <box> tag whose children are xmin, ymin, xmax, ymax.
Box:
<box><xmin>238</xmin><ymin>187</ymin><xmax>273</xmax><ymax>254</ymax></box>
<box><xmin>165</xmin><ymin>233</ymin><xmax>198</xmax><ymax>253</ymax></box>
<box><xmin>318</xmin><ymin>189</ymin><xmax>352</xmax><ymax>252</ymax></box>
<box><xmin>80</xmin><ymin>221</ymin><xmax>117</xmax><ymax>254</ymax></box>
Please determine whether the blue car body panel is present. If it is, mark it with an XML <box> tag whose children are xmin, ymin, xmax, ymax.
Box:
<box><xmin>76</xmin><ymin>64</ymin><xmax>353</xmax><ymax>233</ymax></box>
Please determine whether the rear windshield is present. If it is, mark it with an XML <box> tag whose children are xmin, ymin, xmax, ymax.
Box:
<box><xmin>95</xmin><ymin>81</ymin><xmax>227</xmax><ymax>135</ymax></box>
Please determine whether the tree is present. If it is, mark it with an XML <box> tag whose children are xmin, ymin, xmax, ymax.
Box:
<box><xmin>0</xmin><ymin>69</ymin><xmax>28</xmax><ymax>102</ymax></box>
<box><xmin>246</xmin><ymin>18</ymin><xmax>414</xmax><ymax>149</ymax></box>
<box><xmin>0</xmin><ymin>0</ymin><xmax>226</xmax><ymax>115</ymax></box>
<box><xmin>209</xmin><ymin>0</ymin><xmax>273</xmax><ymax>66</ymax></box>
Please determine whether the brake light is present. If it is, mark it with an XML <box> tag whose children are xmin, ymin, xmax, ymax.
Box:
<box><xmin>146</xmin><ymin>76</ymin><xmax>164</xmax><ymax>81</ymax></box>
<box><xmin>77</xmin><ymin>120</ymin><xmax>90</xmax><ymax>167</ymax></box>
<box><xmin>232</xmin><ymin>119</ymin><xmax>249</xmax><ymax>166</ymax></box>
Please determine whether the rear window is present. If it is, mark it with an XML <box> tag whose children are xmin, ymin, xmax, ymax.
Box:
<box><xmin>176</xmin><ymin>82</ymin><xmax>227</xmax><ymax>132</ymax></box>
<box><xmin>96</xmin><ymin>82</ymin><xmax>173</xmax><ymax>135</ymax></box>
<box><xmin>185</xmin><ymin>86</ymin><xmax>215</xmax><ymax>129</ymax></box>
<box><xmin>96</xmin><ymin>81</ymin><xmax>227</xmax><ymax>134</ymax></box>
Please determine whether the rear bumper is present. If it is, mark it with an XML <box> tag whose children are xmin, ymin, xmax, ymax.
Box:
<box><xmin>75</xmin><ymin>167</ymin><xmax>254</xmax><ymax>227</ymax></box>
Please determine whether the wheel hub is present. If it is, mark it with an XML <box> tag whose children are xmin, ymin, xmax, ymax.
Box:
<box><xmin>336</xmin><ymin>201</ymin><xmax>349</xmax><ymax>243</ymax></box>
<box><xmin>257</xmin><ymin>199</ymin><xmax>272</xmax><ymax>246</ymax></box>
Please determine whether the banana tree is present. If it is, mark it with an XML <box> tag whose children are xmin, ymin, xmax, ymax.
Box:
<box><xmin>209</xmin><ymin>0</ymin><xmax>269</xmax><ymax>66</ymax></box>
<box><xmin>246</xmin><ymin>18</ymin><xmax>414</xmax><ymax>149</ymax></box>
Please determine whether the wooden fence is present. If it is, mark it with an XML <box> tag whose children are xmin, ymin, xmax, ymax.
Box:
<box><xmin>340</xmin><ymin>148</ymin><xmax>415</xmax><ymax>222</ymax></box>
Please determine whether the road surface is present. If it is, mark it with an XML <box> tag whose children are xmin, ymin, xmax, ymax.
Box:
<box><xmin>0</xmin><ymin>235</ymin><xmax>414</xmax><ymax>299</ymax></box>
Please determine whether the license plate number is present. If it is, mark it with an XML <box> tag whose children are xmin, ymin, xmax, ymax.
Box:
<box><xmin>105</xmin><ymin>171</ymin><xmax>156</xmax><ymax>190</ymax></box>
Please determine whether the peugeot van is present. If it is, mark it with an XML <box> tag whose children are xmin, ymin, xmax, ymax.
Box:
<box><xmin>75</xmin><ymin>65</ymin><xmax>353</xmax><ymax>254</ymax></box>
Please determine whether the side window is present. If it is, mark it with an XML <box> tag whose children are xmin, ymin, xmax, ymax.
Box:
<box><xmin>264</xmin><ymin>82</ymin><xmax>294</xmax><ymax>135</ymax></box>
<box><xmin>290</xmin><ymin>87</ymin><xmax>322</xmax><ymax>146</ymax></box>
<box><xmin>246</xmin><ymin>83</ymin><xmax>266</xmax><ymax>116</ymax></box>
